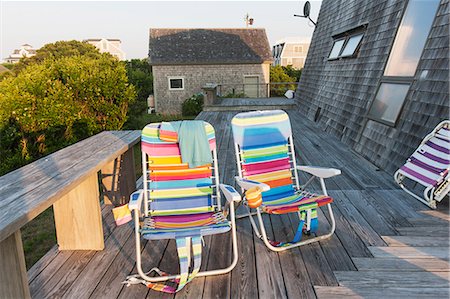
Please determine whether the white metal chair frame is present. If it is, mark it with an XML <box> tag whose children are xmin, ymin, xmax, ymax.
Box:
<box><xmin>128</xmin><ymin>146</ymin><xmax>241</xmax><ymax>283</ymax></box>
<box><xmin>234</xmin><ymin>135</ymin><xmax>340</xmax><ymax>252</ymax></box>
<box><xmin>394</xmin><ymin>120</ymin><xmax>450</xmax><ymax>209</ymax></box>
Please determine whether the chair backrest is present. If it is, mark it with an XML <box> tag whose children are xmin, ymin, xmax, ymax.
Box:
<box><xmin>231</xmin><ymin>110</ymin><xmax>300</xmax><ymax>203</ymax></box>
<box><xmin>400</xmin><ymin>120</ymin><xmax>450</xmax><ymax>187</ymax></box>
<box><xmin>140</xmin><ymin>122</ymin><xmax>220</xmax><ymax>217</ymax></box>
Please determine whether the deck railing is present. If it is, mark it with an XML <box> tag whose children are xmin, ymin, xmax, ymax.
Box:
<box><xmin>0</xmin><ymin>130</ymin><xmax>141</xmax><ymax>298</ymax></box>
<box><xmin>217</xmin><ymin>82</ymin><xmax>298</xmax><ymax>98</ymax></box>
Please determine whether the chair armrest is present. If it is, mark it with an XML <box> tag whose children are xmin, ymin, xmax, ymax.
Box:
<box><xmin>128</xmin><ymin>190</ymin><xmax>144</xmax><ymax>211</ymax></box>
<box><xmin>220</xmin><ymin>184</ymin><xmax>241</xmax><ymax>203</ymax></box>
<box><xmin>296</xmin><ymin>165</ymin><xmax>341</xmax><ymax>178</ymax></box>
<box><xmin>235</xmin><ymin>176</ymin><xmax>270</xmax><ymax>192</ymax></box>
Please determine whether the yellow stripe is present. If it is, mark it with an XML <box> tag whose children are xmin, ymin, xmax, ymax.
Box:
<box><xmin>231</xmin><ymin>113</ymin><xmax>288</xmax><ymax>126</ymax></box>
<box><xmin>150</xmin><ymin>156</ymin><xmax>182</xmax><ymax>165</ymax></box>
<box><xmin>246</xmin><ymin>169</ymin><xmax>291</xmax><ymax>182</ymax></box>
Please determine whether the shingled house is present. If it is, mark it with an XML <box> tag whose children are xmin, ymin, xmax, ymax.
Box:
<box><xmin>149</xmin><ymin>28</ymin><xmax>273</xmax><ymax>114</ymax></box>
<box><xmin>296</xmin><ymin>0</ymin><xmax>449</xmax><ymax>174</ymax></box>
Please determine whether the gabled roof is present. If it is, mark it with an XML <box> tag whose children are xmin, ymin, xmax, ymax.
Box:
<box><xmin>149</xmin><ymin>28</ymin><xmax>273</xmax><ymax>65</ymax></box>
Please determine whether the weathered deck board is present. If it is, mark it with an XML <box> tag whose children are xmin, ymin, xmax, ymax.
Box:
<box><xmin>368</xmin><ymin>246</ymin><xmax>450</xmax><ymax>259</ymax></box>
<box><xmin>314</xmin><ymin>286</ymin><xmax>450</xmax><ymax>299</ymax></box>
<box><xmin>26</xmin><ymin>110</ymin><xmax>450</xmax><ymax>298</ymax></box>
<box><xmin>382</xmin><ymin>235</ymin><xmax>450</xmax><ymax>247</ymax></box>
<box><xmin>334</xmin><ymin>271</ymin><xmax>450</xmax><ymax>288</ymax></box>
<box><xmin>395</xmin><ymin>226</ymin><xmax>450</xmax><ymax>236</ymax></box>
<box><xmin>352</xmin><ymin>257</ymin><xmax>450</xmax><ymax>272</ymax></box>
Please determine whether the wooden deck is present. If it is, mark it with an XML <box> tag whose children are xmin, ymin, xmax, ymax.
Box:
<box><xmin>28</xmin><ymin>110</ymin><xmax>450</xmax><ymax>298</ymax></box>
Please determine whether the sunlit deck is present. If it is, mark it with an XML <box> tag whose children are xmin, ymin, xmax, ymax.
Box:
<box><xmin>28</xmin><ymin>110</ymin><xmax>450</xmax><ymax>298</ymax></box>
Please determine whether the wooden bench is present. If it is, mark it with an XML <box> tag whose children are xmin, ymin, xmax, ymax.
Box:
<box><xmin>0</xmin><ymin>130</ymin><xmax>141</xmax><ymax>298</ymax></box>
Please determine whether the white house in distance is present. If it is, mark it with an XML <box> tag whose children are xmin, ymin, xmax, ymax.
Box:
<box><xmin>5</xmin><ymin>44</ymin><xmax>37</xmax><ymax>63</ymax></box>
<box><xmin>84</xmin><ymin>38</ymin><xmax>126</xmax><ymax>60</ymax></box>
<box><xmin>272</xmin><ymin>38</ymin><xmax>310</xmax><ymax>69</ymax></box>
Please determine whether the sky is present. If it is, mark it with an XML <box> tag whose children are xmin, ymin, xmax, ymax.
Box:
<box><xmin>0</xmin><ymin>0</ymin><xmax>321</xmax><ymax>60</ymax></box>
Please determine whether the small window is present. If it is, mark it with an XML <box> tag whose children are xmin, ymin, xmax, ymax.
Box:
<box><xmin>328</xmin><ymin>39</ymin><xmax>345</xmax><ymax>59</ymax></box>
<box><xmin>168</xmin><ymin>77</ymin><xmax>184</xmax><ymax>90</ymax></box>
<box><xmin>367</xmin><ymin>83</ymin><xmax>410</xmax><ymax>125</ymax></box>
<box><xmin>294</xmin><ymin>45</ymin><xmax>303</xmax><ymax>53</ymax></box>
<box><xmin>340</xmin><ymin>33</ymin><xmax>364</xmax><ymax>57</ymax></box>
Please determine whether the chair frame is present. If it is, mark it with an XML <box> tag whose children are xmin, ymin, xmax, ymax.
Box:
<box><xmin>394</xmin><ymin>120</ymin><xmax>450</xmax><ymax>209</ymax></box>
<box><xmin>234</xmin><ymin>134</ymin><xmax>338</xmax><ymax>252</ymax></box>
<box><xmin>129</xmin><ymin>141</ymin><xmax>239</xmax><ymax>283</ymax></box>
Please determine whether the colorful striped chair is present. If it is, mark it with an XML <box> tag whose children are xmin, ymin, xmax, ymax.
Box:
<box><xmin>394</xmin><ymin>120</ymin><xmax>450</xmax><ymax>209</ymax></box>
<box><xmin>125</xmin><ymin>121</ymin><xmax>240</xmax><ymax>293</ymax></box>
<box><xmin>231</xmin><ymin>110</ymin><xmax>341</xmax><ymax>251</ymax></box>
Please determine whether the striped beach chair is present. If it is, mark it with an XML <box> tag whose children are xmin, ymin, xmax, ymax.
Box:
<box><xmin>231</xmin><ymin>110</ymin><xmax>341</xmax><ymax>251</ymax></box>
<box><xmin>394</xmin><ymin>120</ymin><xmax>450</xmax><ymax>209</ymax></box>
<box><xmin>125</xmin><ymin>121</ymin><xmax>240</xmax><ymax>293</ymax></box>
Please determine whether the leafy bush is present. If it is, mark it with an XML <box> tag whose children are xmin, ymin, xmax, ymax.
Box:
<box><xmin>0</xmin><ymin>41</ymin><xmax>136</xmax><ymax>176</ymax></box>
<box><xmin>270</xmin><ymin>65</ymin><xmax>297</xmax><ymax>97</ymax></box>
<box><xmin>12</xmin><ymin>40</ymin><xmax>102</xmax><ymax>73</ymax></box>
<box><xmin>182</xmin><ymin>93</ymin><xmax>204</xmax><ymax>116</ymax></box>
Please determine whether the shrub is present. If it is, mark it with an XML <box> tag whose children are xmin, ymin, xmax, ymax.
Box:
<box><xmin>0</xmin><ymin>41</ymin><xmax>136</xmax><ymax>176</ymax></box>
<box><xmin>270</xmin><ymin>65</ymin><xmax>297</xmax><ymax>97</ymax></box>
<box><xmin>182</xmin><ymin>93</ymin><xmax>204</xmax><ymax>116</ymax></box>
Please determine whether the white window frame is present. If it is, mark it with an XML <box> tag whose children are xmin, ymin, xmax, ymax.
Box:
<box><xmin>168</xmin><ymin>76</ymin><xmax>185</xmax><ymax>91</ymax></box>
<box><xmin>294</xmin><ymin>45</ymin><xmax>303</xmax><ymax>53</ymax></box>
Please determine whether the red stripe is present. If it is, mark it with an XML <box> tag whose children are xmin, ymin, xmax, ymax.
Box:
<box><xmin>242</xmin><ymin>158</ymin><xmax>290</xmax><ymax>171</ymax></box>
<box><xmin>151</xmin><ymin>172</ymin><xmax>211</xmax><ymax>181</ymax></box>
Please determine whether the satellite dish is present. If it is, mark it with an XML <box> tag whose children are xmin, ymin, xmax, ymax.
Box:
<box><xmin>293</xmin><ymin>1</ymin><xmax>316</xmax><ymax>26</ymax></box>
<box><xmin>303</xmin><ymin>1</ymin><xmax>311</xmax><ymax>18</ymax></box>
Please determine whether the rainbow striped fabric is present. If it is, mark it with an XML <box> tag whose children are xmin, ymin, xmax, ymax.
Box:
<box><xmin>144</xmin><ymin>236</ymin><xmax>202</xmax><ymax>293</ymax></box>
<box><xmin>140</xmin><ymin>122</ymin><xmax>230</xmax><ymax>240</ymax></box>
<box><xmin>231</xmin><ymin>110</ymin><xmax>333</xmax><ymax>215</ymax></box>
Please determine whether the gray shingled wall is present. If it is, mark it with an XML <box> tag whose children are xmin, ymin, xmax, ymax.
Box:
<box><xmin>296</xmin><ymin>0</ymin><xmax>449</xmax><ymax>174</ymax></box>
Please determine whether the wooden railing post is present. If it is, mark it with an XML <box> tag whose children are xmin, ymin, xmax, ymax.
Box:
<box><xmin>53</xmin><ymin>173</ymin><xmax>104</xmax><ymax>250</ymax></box>
<box><xmin>0</xmin><ymin>231</ymin><xmax>31</xmax><ymax>299</ymax></box>
<box><xmin>101</xmin><ymin>147</ymin><xmax>136</xmax><ymax>206</ymax></box>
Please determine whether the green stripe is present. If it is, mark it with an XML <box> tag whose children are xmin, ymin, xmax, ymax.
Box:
<box><xmin>242</xmin><ymin>145</ymin><xmax>288</xmax><ymax>159</ymax></box>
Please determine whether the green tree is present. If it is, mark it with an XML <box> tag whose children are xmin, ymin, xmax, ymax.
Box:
<box><xmin>283</xmin><ymin>65</ymin><xmax>302</xmax><ymax>82</ymax></box>
<box><xmin>124</xmin><ymin>59</ymin><xmax>153</xmax><ymax>129</ymax></box>
<box><xmin>12</xmin><ymin>40</ymin><xmax>102</xmax><ymax>73</ymax></box>
<box><xmin>0</xmin><ymin>43</ymin><xmax>136</xmax><ymax>175</ymax></box>
<box><xmin>270</xmin><ymin>65</ymin><xmax>296</xmax><ymax>96</ymax></box>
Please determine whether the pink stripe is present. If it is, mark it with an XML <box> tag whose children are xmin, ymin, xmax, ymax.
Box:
<box><xmin>153</xmin><ymin>212</ymin><xmax>214</xmax><ymax>223</ymax></box>
<box><xmin>115</xmin><ymin>215</ymin><xmax>132</xmax><ymax>226</ymax></box>
<box><xmin>151</xmin><ymin>173</ymin><xmax>211</xmax><ymax>181</ymax></box>
<box><xmin>209</xmin><ymin>138</ymin><xmax>216</xmax><ymax>151</ymax></box>
<box><xmin>142</xmin><ymin>142</ymin><xmax>180</xmax><ymax>156</ymax></box>
<box><xmin>243</xmin><ymin>158</ymin><xmax>290</xmax><ymax>171</ymax></box>
<box><xmin>244</xmin><ymin>164</ymin><xmax>291</xmax><ymax>176</ymax></box>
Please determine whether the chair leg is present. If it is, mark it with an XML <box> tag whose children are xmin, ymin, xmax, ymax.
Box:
<box><xmin>255</xmin><ymin>204</ymin><xmax>336</xmax><ymax>252</ymax></box>
<box><xmin>134</xmin><ymin>202</ymin><xmax>239</xmax><ymax>283</ymax></box>
<box><xmin>395</xmin><ymin>171</ymin><xmax>437</xmax><ymax>209</ymax></box>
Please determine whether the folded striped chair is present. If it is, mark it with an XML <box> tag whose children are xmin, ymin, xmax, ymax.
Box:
<box><xmin>125</xmin><ymin>121</ymin><xmax>240</xmax><ymax>293</ymax></box>
<box><xmin>231</xmin><ymin>110</ymin><xmax>341</xmax><ymax>251</ymax></box>
<box><xmin>394</xmin><ymin>120</ymin><xmax>450</xmax><ymax>209</ymax></box>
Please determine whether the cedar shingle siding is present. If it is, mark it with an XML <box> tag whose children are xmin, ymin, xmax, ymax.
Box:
<box><xmin>296</xmin><ymin>0</ymin><xmax>449</xmax><ymax>174</ymax></box>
